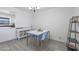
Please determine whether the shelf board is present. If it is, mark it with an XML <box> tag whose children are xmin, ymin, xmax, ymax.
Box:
<box><xmin>71</xmin><ymin>21</ymin><xmax>79</xmax><ymax>23</ymax></box>
<box><xmin>0</xmin><ymin>24</ymin><xmax>15</xmax><ymax>27</ymax></box>
<box><xmin>68</xmin><ymin>37</ymin><xmax>77</xmax><ymax>43</ymax></box>
<box><xmin>70</xmin><ymin>30</ymin><xmax>79</xmax><ymax>33</ymax></box>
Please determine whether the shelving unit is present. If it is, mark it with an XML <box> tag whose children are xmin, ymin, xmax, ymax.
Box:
<box><xmin>67</xmin><ymin>16</ymin><xmax>79</xmax><ymax>51</ymax></box>
<box><xmin>16</xmin><ymin>27</ymin><xmax>31</xmax><ymax>40</ymax></box>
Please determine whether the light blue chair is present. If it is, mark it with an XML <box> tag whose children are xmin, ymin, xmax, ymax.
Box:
<box><xmin>41</xmin><ymin>32</ymin><xmax>48</xmax><ymax>40</ymax></box>
<box><xmin>30</xmin><ymin>32</ymin><xmax>49</xmax><ymax>47</ymax></box>
<box><xmin>38</xmin><ymin>32</ymin><xmax>49</xmax><ymax>47</ymax></box>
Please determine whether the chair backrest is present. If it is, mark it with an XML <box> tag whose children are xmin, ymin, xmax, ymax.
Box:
<box><xmin>41</xmin><ymin>32</ymin><xmax>48</xmax><ymax>40</ymax></box>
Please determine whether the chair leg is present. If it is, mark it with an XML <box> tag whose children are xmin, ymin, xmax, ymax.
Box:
<box><xmin>39</xmin><ymin>39</ymin><xmax>49</xmax><ymax>48</ymax></box>
<box><xmin>36</xmin><ymin>40</ymin><xmax>40</xmax><ymax>48</ymax></box>
<box><xmin>40</xmin><ymin>40</ymin><xmax>45</xmax><ymax>48</ymax></box>
<box><xmin>32</xmin><ymin>39</ymin><xmax>40</xmax><ymax>48</ymax></box>
<box><xmin>44</xmin><ymin>39</ymin><xmax>48</xmax><ymax>47</ymax></box>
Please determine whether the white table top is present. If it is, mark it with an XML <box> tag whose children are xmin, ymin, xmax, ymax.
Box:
<box><xmin>27</xmin><ymin>30</ymin><xmax>48</xmax><ymax>36</ymax></box>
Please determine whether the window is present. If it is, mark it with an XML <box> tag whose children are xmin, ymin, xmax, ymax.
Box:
<box><xmin>0</xmin><ymin>17</ymin><xmax>9</xmax><ymax>25</ymax></box>
<box><xmin>0</xmin><ymin>17</ymin><xmax>15</xmax><ymax>27</ymax></box>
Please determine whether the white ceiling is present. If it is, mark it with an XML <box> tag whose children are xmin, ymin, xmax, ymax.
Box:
<box><xmin>16</xmin><ymin>7</ymin><xmax>50</xmax><ymax>11</ymax></box>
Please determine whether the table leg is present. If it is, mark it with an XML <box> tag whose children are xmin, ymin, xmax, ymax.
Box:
<box><xmin>27</xmin><ymin>33</ymin><xmax>28</xmax><ymax>45</ymax></box>
<box><xmin>36</xmin><ymin>36</ymin><xmax>40</xmax><ymax>48</ymax></box>
<box><xmin>48</xmin><ymin>31</ymin><xmax>50</xmax><ymax>40</ymax></box>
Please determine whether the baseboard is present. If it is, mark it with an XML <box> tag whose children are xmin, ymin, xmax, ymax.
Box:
<box><xmin>0</xmin><ymin>38</ymin><xmax>17</xmax><ymax>43</ymax></box>
<box><xmin>50</xmin><ymin>39</ymin><xmax>66</xmax><ymax>44</ymax></box>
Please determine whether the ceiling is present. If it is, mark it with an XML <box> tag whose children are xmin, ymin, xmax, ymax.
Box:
<box><xmin>16</xmin><ymin>7</ymin><xmax>50</xmax><ymax>11</ymax></box>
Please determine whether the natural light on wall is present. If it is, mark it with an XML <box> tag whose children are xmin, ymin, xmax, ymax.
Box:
<box><xmin>0</xmin><ymin>9</ymin><xmax>10</xmax><ymax>14</ymax></box>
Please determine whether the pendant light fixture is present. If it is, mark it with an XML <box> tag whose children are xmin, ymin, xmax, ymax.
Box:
<box><xmin>28</xmin><ymin>7</ymin><xmax>40</xmax><ymax>12</ymax></box>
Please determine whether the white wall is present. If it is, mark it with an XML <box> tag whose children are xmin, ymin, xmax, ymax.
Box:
<box><xmin>14</xmin><ymin>8</ymin><xmax>32</xmax><ymax>28</ymax></box>
<box><xmin>0</xmin><ymin>7</ymin><xmax>32</xmax><ymax>42</ymax></box>
<box><xmin>32</xmin><ymin>7</ymin><xmax>74</xmax><ymax>43</ymax></box>
<box><xmin>73</xmin><ymin>8</ymin><xmax>79</xmax><ymax>16</ymax></box>
<box><xmin>0</xmin><ymin>7</ymin><xmax>79</xmax><ymax>43</ymax></box>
